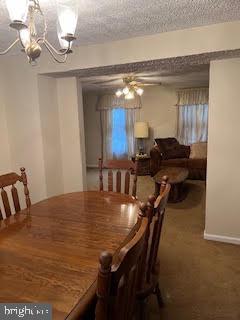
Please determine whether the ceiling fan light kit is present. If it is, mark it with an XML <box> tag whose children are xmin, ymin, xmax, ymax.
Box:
<box><xmin>1</xmin><ymin>0</ymin><xmax>78</xmax><ymax>64</ymax></box>
<box><xmin>116</xmin><ymin>77</ymin><xmax>145</xmax><ymax>99</ymax></box>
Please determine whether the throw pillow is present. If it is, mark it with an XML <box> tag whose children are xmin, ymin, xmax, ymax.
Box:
<box><xmin>155</xmin><ymin>138</ymin><xmax>190</xmax><ymax>160</ymax></box>
<box><xmin>190</xmin><ymin>142</ymin><xmax>208</xmax><ymax>159</ymax></box>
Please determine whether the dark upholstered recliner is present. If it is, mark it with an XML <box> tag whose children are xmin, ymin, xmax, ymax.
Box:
<box><xmin>150</xmin><ymin>138</ymin><xmax>207</xmax><ymax>180</ymax></box>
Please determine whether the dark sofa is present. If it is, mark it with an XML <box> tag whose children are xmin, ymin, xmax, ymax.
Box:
<box><xmin>150</xmin><ymin>138</ymin><xmax>207</xmax><ymax>180</ymax></box>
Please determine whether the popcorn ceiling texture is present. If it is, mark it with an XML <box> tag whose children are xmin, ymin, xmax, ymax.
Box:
<box><xmin>45</xmin><ymin>49</ymin><xmax>240</xmax><ymax>89</ymax></box>
<box><xmin>0</xmin><ymin>0</ymin><xmax>239</xmax><ymax>49</ymax></box>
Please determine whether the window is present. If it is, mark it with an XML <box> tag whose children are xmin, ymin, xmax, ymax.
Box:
<box><xmin>100</xmin><ymin>107</ymin><xmax>136</xmax><ymax>160</ymax></box>
<box><xmin>111</xmin><ymin>108</ymin><xmax>128</xmax><ymax>158</ymax></box>
<box><xmin>177</xmin><ymin>104</ymin><xmax>208</xmax><ymax>145</ymax></box>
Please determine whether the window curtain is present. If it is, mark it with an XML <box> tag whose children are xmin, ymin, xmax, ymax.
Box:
<box><xmin>177</xmin><ymin>88</ymin><xmax>209</xmax><ymax>145</ymax></box>
<box><xmin>97</xmin><ymin>94</ymin><xmax>140</xmax><ymax>160</ymax></box>
<box><xmin>126</xmin><ymin>109</ymin><xmax>136</xmax><ymax>157</ymax></box>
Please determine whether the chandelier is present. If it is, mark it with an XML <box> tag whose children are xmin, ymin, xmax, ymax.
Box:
<box><xmin>115</xmin><ymin>77</ymin><xmax>144</xmax><ymax>100</ymax></box>
<box><xmin>0</xmin><ymin>0</ymin><xmax>78</xmax><ymax>64</ymax></box>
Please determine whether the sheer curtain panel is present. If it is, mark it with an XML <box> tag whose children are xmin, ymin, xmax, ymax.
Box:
<box><xmin>177</xmin><ymin>88</ymin><xmax>209</xmax><ymax>145</ymax></box>
<box><xmin>97</xmin><ymin>94</ymin><xmax>140</xmax><ymax>159</ymax></box>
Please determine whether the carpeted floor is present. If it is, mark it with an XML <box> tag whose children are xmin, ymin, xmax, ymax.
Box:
<box><xmin>87</xmin><ymin>169</ymin><xmax>240</xmax><ymax>320</ymax></box>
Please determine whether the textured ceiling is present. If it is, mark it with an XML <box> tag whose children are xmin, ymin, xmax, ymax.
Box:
<box><xmin>0</xmin><ymin>0</ymin><xmax>240</xmax><ymax>50</ymax></box>
<box><xmin>44</xmin><ymin>49</ymin><xmax>240</xmax><ymax>89</ymax></box>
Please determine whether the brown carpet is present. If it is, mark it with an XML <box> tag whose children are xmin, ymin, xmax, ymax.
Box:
<box><xmin>87</xmin><ymin>169</ymin><xmax>240</xmax><ymax>320</ymax></box>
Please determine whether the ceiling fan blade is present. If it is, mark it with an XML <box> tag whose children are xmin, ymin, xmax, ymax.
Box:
<box><xmin>87</xmin><ymin>78</ymin><xmax>121</xmax><ymax>86</ymax></box>
<box><xmin>142</xmin><ymin>83</ymin><xmax>161</xmax><ymax>86</ymax></box>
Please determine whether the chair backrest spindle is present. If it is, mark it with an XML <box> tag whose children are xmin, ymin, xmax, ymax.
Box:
<box><xmin>108</xmin><ymin>170</ymin><xmax>113</xmax><ymax>192</ymax></box>
<box><xmin>11</xmin><ymin>185</ymin><xmax>21</xmax><ymax>213</ymax></box>
<box><xmin>116</xmin><ymin>171</ymin><xmax>121</xmax><ymax>193</ymax></box>
<box><xmin>0</xmin><ymin>168</ymin><xmax>31</xmax><ymax>219</ymax></box>
<box><xmin>98</xmin><ymin>158</ymin><xmax>138</xmax><ymax>198</ymax></box>
<box><xmin>99</xmin><ymin>159</ymin><xmax>104</xmax><ymax>191</ymax></box>
<box><xmin>1</xmin><ymin>188</ymin><xmax>11</xmax><ymax>218</ymax></box>
<box><xmin>124</xmin><ymin>171</ymin><xmax>130</xmax><ymax>195</ymax></box>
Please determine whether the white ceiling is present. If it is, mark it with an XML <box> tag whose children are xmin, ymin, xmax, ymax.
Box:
<box><xmin>0</xmin><ymin>0</ymin><xmax>240</xmax><ymax>49</ymax></box>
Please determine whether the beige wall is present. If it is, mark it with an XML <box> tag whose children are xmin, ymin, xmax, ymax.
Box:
<box><xmin>83</xmin><ymin>93</ymin><xmax>101</xmax><ymax>167</ymax></box>
<box><xmin>140</xmin><ymin>85</ymin><xmax>177</xmax><ymax>141</ymax></box>
<box><xmin>83</xmin><ymin>86</ymin><xmax>177</xmax><ymax>166</ymax></box>
<box><xmin>205</xmin><ymin>58</ymin><xmax>240</xmax><ymax>244</ymax></box>
<box><xmin>57</xmin><ymin>78</ymin><xmax>87</xmax><ymax>193</ymax></box>
<box><xmin>38</xmin><ymin>76</ymin><xmax>64</xmax><ymax>197</ymax></box>
<box><xmin>0</xmin><ymin>76</ymin><xmax>11</xmax><ymax>174</ymax></box>
<box><xmin>38</xmin><ymin>76</ymin><xmax>87</xmax><ymax>198</ymax></box>
<box><xmin>2</xmin><ymin>60</ymin><xmax>47</xmax><ymax>204</ymax></box>
<box><xmin>0</xmin><ymin>62</ymin><xmax>87</xmax><ymax>203</ymax></box>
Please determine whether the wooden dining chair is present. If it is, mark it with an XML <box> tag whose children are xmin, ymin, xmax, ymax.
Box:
<box><xmin>98</xmin><ymin>158</ymin><xmax>138</xmax><ymax>198</ymax></box>
<box><xmin>0</xmin><ymin>167</ymin><xmax>31</xmax><ymax>219</ymax></box>
<box><xmin>95</xmin><ymin>211</ymin><xmax>148</xmax><ymax>320</ymax></box>
<box><xmin>137</xmin><ymin>176</ymin><xmax>170</xmax><ymax>318</ymax></box>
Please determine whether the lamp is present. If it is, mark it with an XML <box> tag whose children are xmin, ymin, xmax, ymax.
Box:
<box><xmin>1</xmin><ymin>0</ymin><xmax>78</xmax><ymax>64</ymax></box>
<box><xmin>134</xmin><ymin>122</ymin><xmax>149</xmax><ymax>156</ymax></box>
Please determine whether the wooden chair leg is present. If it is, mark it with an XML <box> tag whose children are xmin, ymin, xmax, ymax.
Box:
<box><xmin>154</xmin><ymin>283</ymin><xmax>164</xmax><ymax>308</ymax></box>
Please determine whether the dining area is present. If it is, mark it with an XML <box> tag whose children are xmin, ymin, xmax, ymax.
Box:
<box><xmin>0</xmin><ymin>161</ymin><xmax>170</xmax><ymax>320</ymax></box>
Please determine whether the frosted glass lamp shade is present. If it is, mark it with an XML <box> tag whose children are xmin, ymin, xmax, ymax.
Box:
<box><xmin>136</xmin><ymin>87</ymin><xmax>144</xmax><ymax>96</ymax></box>
<box><xmin>57</xmin><ymin>0</ymin><xmax>78</xmax><ymax>36</ymax></box>
<box><xmin>125</xmin><ymin>91</ymin><xmax>134</xmax><ymax>100</ymax></box>
<box><xmin>134</xmin><ymin>122</ymin><xmax>149</xmax><ymax>138</ymax></box>
<box><xmin>6</xmin><ymin>0</ymin><xmax>29</xmax><ymax>22</ymax></box>
<box><xmin>20</xmin><ymin>28</ymin><xmax>30</xmax><ymax>47</ymax></box>
<box><xmin>57</xmin><ymin>24</ymin><xmax>73</xmax><ymax>49</ymax></box>
<box><xmin>115</xmin><ymin>89</ymin><xmax>122</xmax><ymax>97</ymax></box>
<box><xmin>123</xmin><ymin>86</ymin><xmax>129</xmax><ymax>95</ymax></box>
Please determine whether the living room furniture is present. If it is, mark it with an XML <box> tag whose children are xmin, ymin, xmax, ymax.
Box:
<box><xmin>132</xmin><ymin>156</ymin><xmax>151</xmax><ymax>176</ymax></box>
<box><xmin>0</xmin><ymin>191</ymin><xmax>140</xmax><ymax>319</ymax></box>
<box><xmin>0</xmin><ymin>167</ymin><xmax>31</xmax><ymax>219</ymax></box>
<box><xmin>99</xmin><ymin>158</ymin><xmax>138</xmax><ymax>198</ymax></box>
<box><xmin>153</xmin><ymin>167</ymin><xmax>189</xmax><ymax>202</ymax></box>
<box><xmin>150</xmin><ymin>138</ymin><xmax>207</xmax><ymax>180</ymax></box>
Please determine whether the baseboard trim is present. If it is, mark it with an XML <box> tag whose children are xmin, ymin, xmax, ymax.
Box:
<box><xmin>87</xmin><ymin>164</ymin><xmax>98</xmax><ymax>168</ymax></box>
<box><xmin>204</xmin><ymin>231</ymin><xmax>240</xmax><ymax>245</ymax></box>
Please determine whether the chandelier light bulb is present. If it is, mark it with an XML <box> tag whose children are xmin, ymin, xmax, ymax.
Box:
<box><xmin>57</xmin><ymin>0</ymin><xmax>78</xmax><ymax>36</ymax></box>
<box><xmin>116</xmin><ymin>89</ymin><xmax>123</xmax><ymax>97</ymax></box>
<box><xmin>125</xmin><ymin>91</ymin><xmax>135</xmax><ymax>100</ymax></box>
<box><xmin>6</xmin><ymin>0</ymin><xmax>29</xmax><ymax>23</ymax></box>
<box><xmin>123</xmin><ymin>86</ymin><xmax>130</xmax><ymax>95</ymax></box>
<box><xmin>20</xmin><ymin>28</ymin><xmax>30</xmax><ymax>48</ymax></box>
<box><xmin>136</xmin><ymin>87</ymin><xmax>144</xmax><ymax>96</ymax></box>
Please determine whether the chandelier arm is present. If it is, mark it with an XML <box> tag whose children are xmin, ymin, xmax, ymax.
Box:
<box><xmin>42</xmin><ymin>41</ymin><xmax>68</xmax><ymax>64</ymax></box>
<box><xmin>40</xmin><ymin>5</ymin><xmax>48</xmax><ymax>40</ymax></box>
<box><xmin>0</xmin><ymin>39</ymin><xmax>20</xmax><ymax>55</ymax></box>
<box><xmin>41</xmin><ymin>38</ymin><xmax>71</xmax><ymax>56</ymax></box>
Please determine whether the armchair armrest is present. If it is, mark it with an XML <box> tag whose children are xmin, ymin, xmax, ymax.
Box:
<box><xmin>150</xmin><ymin>146</ymin><xmax>162</xmax><ymax>176</ymax></box>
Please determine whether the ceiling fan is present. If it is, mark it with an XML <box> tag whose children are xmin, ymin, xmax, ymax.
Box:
<box><xmin>115</xmin><ymin>76</ymin><xmax>161</xmax><ymax>99</ymax></box>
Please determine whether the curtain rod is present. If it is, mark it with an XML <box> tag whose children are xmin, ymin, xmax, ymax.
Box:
<box><xmin>176</xmin><ymin>86</ymin><xmax>209</xmax><ymax>91</ymax></box>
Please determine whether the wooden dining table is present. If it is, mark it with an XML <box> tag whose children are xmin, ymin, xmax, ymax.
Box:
<box><xmin>0</xmin><ymin>191</ymin><xmax>140</xmax><ymax>319</ymax></box>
